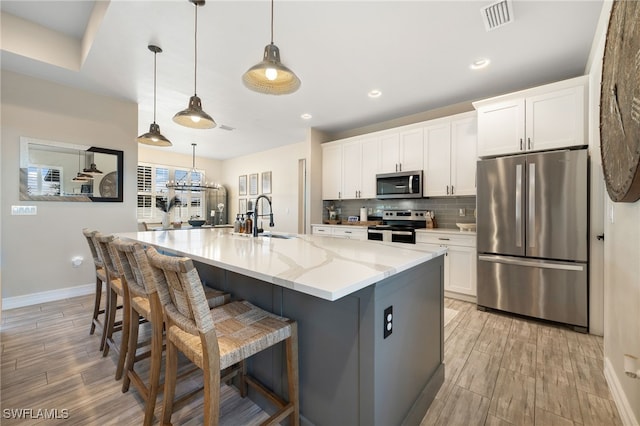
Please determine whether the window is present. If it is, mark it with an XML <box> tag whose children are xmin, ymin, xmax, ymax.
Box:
<box><xmin>27</xmin><ymin>165</ymin><xmax>62</xmax><ymax>196</ymax></box>
<box><xmin>137</xmin><ymin>163</ymin><xmax>205</xmax><ymax>221</ymax></box>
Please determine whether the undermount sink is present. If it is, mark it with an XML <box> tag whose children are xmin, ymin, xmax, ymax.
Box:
<box><xmin>259</xmin><ymin>233</ymin><xmax>295</xmax><ymax>239</ymax></box>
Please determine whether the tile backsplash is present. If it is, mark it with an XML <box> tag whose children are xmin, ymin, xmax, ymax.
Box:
<box><xmin>323</xmin><ymin>197</ymin><xmax>476</xmax><ymax>230</ymax></box>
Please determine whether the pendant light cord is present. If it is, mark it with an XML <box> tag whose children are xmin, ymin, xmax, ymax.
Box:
<box><xmin>153</xmin><ymin>50</ymin><xmax>157</xmax><ymax>124</ymax></box>
<box><xmin>270</xmin><ymin>0</ymin><xmax>274</xmax><ymax>44</ymax></box>
<box><xmin>193</xmin><ymin>3</ymin><xmax>198</xmax><ymax>95</ymax></box>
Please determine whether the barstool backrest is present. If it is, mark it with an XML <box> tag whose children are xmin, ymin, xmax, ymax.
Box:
<box><xmin>111</xmin><ymin>240</ymin><xmax>158</xmax><ymax>298</ymax></box>
<box><xmin>146</xmin><ymin>246</ymin><xmax>214</xmax><ymax>337</ymax></box>
<box><xmin>82</xmin><ymin>228</ymin><xmax>103</xmax><ymax>268</ymax></box>
<box><xmin>94</xmin><ymin>233</ymin><xmax>119</xmax><ymax>280</ymax></box>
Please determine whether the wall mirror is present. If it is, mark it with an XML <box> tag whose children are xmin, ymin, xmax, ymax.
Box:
<box><xmin>19</xmin><ymin>137</ymin><xmax>124</xmax><ymax>202</ymax></box>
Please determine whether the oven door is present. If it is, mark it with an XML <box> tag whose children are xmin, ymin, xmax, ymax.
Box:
<box><xmin>368</xmin><ymin>229</ymin><xmax>388</xmax><ymax>242</ymax></box>
<box><xmin>391</xmin><ymin>230</ymin><xmax>415</xmax><ymax>244</ymax></box>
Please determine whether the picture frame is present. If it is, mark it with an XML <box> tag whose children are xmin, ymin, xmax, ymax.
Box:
<box><xmin>261</xmin><ymin>171</ymin><xmax>272</xmax><ymax>194</ymax></box>
<box><xmin>238</xmin><ymin>175</ymin><xmax>247</xmax><ymax>196</ymax></box>
<box><xmin>247</xmin><ymin>198</ymin><xmax>255</xmax><ymax>213</ymax></box>
<box><xmin>249</xmin><ymin>173</ymin><xmax>258</xmax><ymax>195</ymax></box>
<box><xmin>239</xmin><ymin>198</ymin><xmax>247</xmax><ymax>215</ymax></box>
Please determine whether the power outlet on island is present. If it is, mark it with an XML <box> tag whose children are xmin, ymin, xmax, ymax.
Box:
<box><xmin>383</xmin><ymin>306</ymin><xmax>393</xmax><ymax>339</ymax></box>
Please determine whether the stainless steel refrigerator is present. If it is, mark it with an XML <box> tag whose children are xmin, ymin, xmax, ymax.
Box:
<box><xmin>476</xmin><ymin>148</ymin><xmax>588</xmax><ymax>331</ymax></box>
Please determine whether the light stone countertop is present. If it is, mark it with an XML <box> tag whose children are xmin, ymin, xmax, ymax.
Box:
<box><xmin>415</xmin><ymin>228</ymin><xmax>476</xmax><ymax>235</ymax></box>
<box><xmin>117</xmin><ymin>229</ymin><xmax>446</xmax><ymax>301</ymax></box>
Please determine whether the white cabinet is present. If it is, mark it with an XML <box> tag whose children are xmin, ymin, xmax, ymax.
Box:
<box><xmin>474</xmin><ymin>76</ymin><xmax>587</xmax><ymax>157</ymax></box>
<box><xmin>379</xmin><ymin>128</ymin><xmax>423</xmax><ymax>173</ymax></box>
<box><xmin>322</xmin><ymin>143</ymin><xmax>342</xmax><ymax>200</ymax></box>
<box><xmin>312</xmin><ymin>225</ymin><xmax>367</xmax><ymax>240</ymax></box>
<box><xmin>424</xmin><ymin>112</ymin><xmax>477</xmax><ymax>197</ymax></box>
<box><xmin>416</xmin><ymin>231</ymin><xmax>476</xmax><ymax>300</ymax></box>
<box><xmin>342</xmin><ymin>140</ymin><xmax>362</xmax><ymax>199</ymax></box>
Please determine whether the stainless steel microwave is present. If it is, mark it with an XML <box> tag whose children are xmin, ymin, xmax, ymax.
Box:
<box><xmin>376</xmin><ymin>171</ymin><xmax>423</xmax><ymax>199</ymax></box>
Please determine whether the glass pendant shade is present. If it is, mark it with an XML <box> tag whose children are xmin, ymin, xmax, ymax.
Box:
<box><xmin>173</xmin><ymin>95</ymin><xmax>216</xmax><ymax>129</ymax></box>
<box><xmin>138</xmin><ymin>45</ymin><xmax>172</xmax><ymax>146</ymax></box>
<box><xmin>173</xmin><ymin>0</ymin><xmax>216</xmax><ymax>129</ymax></box>
<box><xmin>137</xmin><ymin>123</ymin><xmax>172</xmax><ymax>146</ymax></box>
<box><xmin>242</xmin><ymin>43</ymin><xmax>301</xmax><ymax>95</ymax></box>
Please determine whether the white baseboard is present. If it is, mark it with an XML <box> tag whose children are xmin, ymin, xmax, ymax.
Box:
<box><xmin>444</xmin><ymin>290</ymin><xmax>476</xmax><ymax>304</ymax></box>
<box><xmin>604</xmin><ymin>356</ymin><xmax>640</xmax><ymax>426</ymax></box>
<box><xmin>2</xmin><ymin>283</ymin><xmax>95</xmax><ymax>310</ymax></box>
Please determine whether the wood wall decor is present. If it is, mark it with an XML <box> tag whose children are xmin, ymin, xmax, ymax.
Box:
<box><xmin>600</xmin><ymin>0</ymin><xmax>640</xmax><ymax>202</ymax></box>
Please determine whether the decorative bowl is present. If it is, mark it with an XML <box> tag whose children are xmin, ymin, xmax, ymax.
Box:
<box><xmin>456</xmin><ymin>223</ymin><xmax>476</xmax><ymax>232</ymax></box>
<box><xmin>188</xmin><ymin>219</ymin><xmax>206</xmax><ymax>227</ymax></box>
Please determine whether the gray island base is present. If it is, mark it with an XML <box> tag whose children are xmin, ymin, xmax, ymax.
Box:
<box><xmin>118</xmin><ymin>230</ymin><xmax>445</xmax><ymax>425</ymax></box>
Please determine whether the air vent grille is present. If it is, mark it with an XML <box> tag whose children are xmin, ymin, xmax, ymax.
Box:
<box><xmin>218</xmin><ymin>124</ymin><xmax>235</xmax><ymax>131</ymax></box>
<box><xmin>481</xmin><ymin>0</ymin><xmax>514</xmax><ymax>31</ymax></box>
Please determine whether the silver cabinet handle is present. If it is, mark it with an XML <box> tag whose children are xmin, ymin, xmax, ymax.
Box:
<box><xmin>528</xmin><ymin>138</ymin><xmax>531</xmax><ymax>150</ymax></box>
<box><xmin>520</xmin><ymin>138</ymin><xmax>523</xmax><ymax>150</ymax></box>
<box><xmin>528</xmin><ymin>162</ymin><xmax>535</xmax><ymax>248</ymax></box>
<box><xmin>451</xmin><ymin>185</ymin><xmax>454</xmax><ymax>195</ymax></box>
<box><xmin>438</xmin><ymin>237</ymin><xmax>450</xmax><ymax>240</ymax></box>
<box><xmin>515</xmin><ymin>163</ymin><xmax>522</xmax><ymax>248</ymax></box>
<box><xmin>446</xmin><ymin>185</ymin><xmax>449</xmax><ymax>195</ymax></box>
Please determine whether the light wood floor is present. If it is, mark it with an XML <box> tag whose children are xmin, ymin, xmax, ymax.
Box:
<box><xmin>0</xmin><ymin>294</ymin><xmax>622</xmax><ymax>425</ymax></box>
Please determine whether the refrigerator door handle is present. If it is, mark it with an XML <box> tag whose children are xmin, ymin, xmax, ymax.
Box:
<box><xmin>478</xmin><ymin>255</ymin><xmax>585</xmax><ymax>271</ymax></box>
<box><xmin>515</xmin><ymin>164</ymin><xmax>522</xmax><ymax>247</ymax></box>
<box><xmin>528</xmin><ymin>162</ymin><xmax>536</xmax><ymax>248</ymax></box>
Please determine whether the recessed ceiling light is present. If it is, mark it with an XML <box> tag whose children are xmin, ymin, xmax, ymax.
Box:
<box><xmin>368</xmin><ymin>90</ymin><xmax>382</xmax><ymax>98</ymax></box>
<box><xmin>301</xmin><ymin>113</ymin><xmax>312</xmax><ymax>120</ymax></box>
<box><xmin>470</xmin><ymin>59</ymin><xmax>491</xmax><ymax>70</ymax></box>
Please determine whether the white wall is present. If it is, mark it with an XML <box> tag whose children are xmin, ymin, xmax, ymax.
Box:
<box><xmin>220</xmin><ymin>142</ymin><xmax>308</xmax><ymax>234</ymax></box>
<box><xmin>138</xmin><ymin>145</ymin><xmax>223</xmax><ymax>183</ymax></box>
<box><xmin>588</xmin><ymin>2</ymin><xmax>640</xmax><ymax>424</ymax></box>
<box><xmin>1</xmin><ymin>70</ymin><xmax>138</xmax><ymax>302</ymax></box>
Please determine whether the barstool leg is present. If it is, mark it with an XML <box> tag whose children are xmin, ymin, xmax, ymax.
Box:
<box><xmin>143</xmin><ymin>311</ymin><xmax>164</xmax><ymax>426</ymax></box>
<box><xmin>161</xmin><ymin>339</ymin><xmax>178</xmax><ymax>426</ymax></box>
<box><xmin>101</xmin><ymin>286</ymin><xmax>117</xmax><ymax>355</ymax></box>
<box><xmin>90</xmin><ymin>277</ymin><xmax>102</xmax><ymax>335</ymax></box>
<box><xmin>122</xmin><ymin>307</ymin><xmax>140</xmax><ymax>393</ymax></box>
<box><xmin>202</xmin><ymin>356</ymin><xmax>221</xmax><ymax>426</ymax></box>
<box><xmin>115</xmin><ymin>293</ymin><xmax>130</xmax><ymax>380</ymax></box>
<box><xmin>286</xmin><ymin>323</ymin><xmax>300</xmax><ymax>426</ymax></box>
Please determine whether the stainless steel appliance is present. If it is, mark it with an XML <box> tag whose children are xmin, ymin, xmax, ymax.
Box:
<box><xmin>376</xmin><ymin>171</ymin><xmax>423</xmax><ymax>199</ymax></box>
<box><xmin>476</xmin><ymin>148</ymin><xmax>589</xmax><ymax>332</ymax></box>
<box><xmin>367</xmin><ymin>210</ymin><xmax>427</xmax><ymax>244</ymax></box>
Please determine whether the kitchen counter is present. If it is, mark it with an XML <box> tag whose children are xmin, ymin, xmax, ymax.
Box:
<box><xmin>118</xmin><ymin>228</ymin><xmax>445</xmax><ymax>301</ymax></box>
<box><xmin>119</xmin><ymin>228</ymin><xmax>446</xmax><ymax>425</ymax></box>
<box><xmin>416</xmin><ymin>227</ymin><xmax>476</xmax><ymax>235</ymax></box>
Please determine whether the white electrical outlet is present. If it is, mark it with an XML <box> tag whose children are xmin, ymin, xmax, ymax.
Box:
<box><xmin>459</xmin><ymin>208</ymin><xmax>465</xmax><ymax>217</ymax></box>
<box><xmin>11</xmin><ymin>205</ymin><xmax>37</xmax><ymax>215</ymax></box>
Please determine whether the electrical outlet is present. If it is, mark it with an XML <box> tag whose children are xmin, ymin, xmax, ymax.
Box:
<box><xmin>383</xmin><ymin>306</ymin><xmax>393</xmax><ymax>339</ymax></box>
<box><xmin>459</xmin><ymin>208</ymin><xmax>466</xmax><ymax>217</ymax></box>
<box><xmin>11</xmin><ymin>205</ymin><xmax>37</xmax><ymax>215</ymax></box>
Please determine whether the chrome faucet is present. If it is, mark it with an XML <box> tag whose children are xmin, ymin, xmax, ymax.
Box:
<box><xmin>253</xmin><ymin>195</ymin><xmax>275</xmax><ymax>237</ymax></box>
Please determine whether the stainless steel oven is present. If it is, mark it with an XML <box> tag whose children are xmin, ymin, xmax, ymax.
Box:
<box><xmin>367</xmin><ymin>210</ymin><xmax>427</xmax><ymax>244</ymax></box>
<box><xmin>376</xmin><ymin>171</ymin><xmax>423</xmax><ymax>199</ymax></box>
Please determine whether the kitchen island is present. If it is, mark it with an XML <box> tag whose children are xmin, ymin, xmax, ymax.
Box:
<box><xmin>118</xmin><ymin>228</ymin><xmax>446</xmax><ymax>425</ymax></box>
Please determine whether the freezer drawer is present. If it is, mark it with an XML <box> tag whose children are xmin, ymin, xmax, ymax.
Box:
<box><xmin>477</xmin><ymin>255</ymin><xmax>588</xmax><ymax>328</ymax></box>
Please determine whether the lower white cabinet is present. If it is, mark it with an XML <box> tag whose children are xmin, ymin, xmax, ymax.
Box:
<box><xmin>416</xmin><ymin>231</ymin><xmax>476</xmax><ymax>301</ymax></box>
<box><xmin>312</xmin><ymin>225</ymin><xmax>367</xmax><ymax>240</ymax></box>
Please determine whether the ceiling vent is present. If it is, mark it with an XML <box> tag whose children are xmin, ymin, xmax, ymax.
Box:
<box><xmin>218</xmin><ymin>124</ymin><xmax>235</xmax><ymax>131</ymax></box>
<box><xmin>481</xmin><ymin>0</ymin><xmax>514</xmax><ymax>31</ymax></box>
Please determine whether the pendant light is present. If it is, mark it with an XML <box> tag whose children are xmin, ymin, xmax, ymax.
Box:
<box><xmin>242</xmin><ymin>0</ymin><xmax>300</xmax><ymax>95</ymax></box>
<box><xmin>138</xmin><ymin>45</ymin><xmax>172</xmax><ymax>146</ymax></box>
<box><xmin>83</xmin><ymin>162</ymin><xmax>103</xmax><ymax>176</ymax></box>
<box><xmin>72</xmin><ymin>150</ymin><xmax>93</xmax><ymax>182</ymax></box>
<box><xmin>173</xmin><ymin>0</ymin><xmax>216</xmax><ymax>129</ymax></box>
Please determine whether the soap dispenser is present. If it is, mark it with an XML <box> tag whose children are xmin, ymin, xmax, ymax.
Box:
<box><xmin>245</xmin><ymin>212</ymin><xmax>253</xmax><ymax>235</ymax></box>
<box><xmin>233</xmin><ymin>214</ymin><xmax>240</xmax><ymax>233</ymax></box>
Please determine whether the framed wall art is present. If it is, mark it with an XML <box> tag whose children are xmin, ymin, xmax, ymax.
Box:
<box><xmin>249</xmin><ymin>173</ymin><xmax>258</xmax><ymax>195</ymax></box>
<box><xmin>239</xmin><ymin>198</ymin><xmax>247</xmax><ymax>215</ymax></box>
<box><xmin>261</xmin><ymin>171</ymin><xmax>272</xmax><ymax>194</ymax></box>
<box><xmin>239</xmin><ymin>175</ymin><xmax>247</xmax><ymax>196</ymax></box>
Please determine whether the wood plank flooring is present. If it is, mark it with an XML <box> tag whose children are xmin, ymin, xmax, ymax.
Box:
<box><xmin>0</xmin><ymin>294</ymin><xmax>622</xmax><ymax>425</ymax></box>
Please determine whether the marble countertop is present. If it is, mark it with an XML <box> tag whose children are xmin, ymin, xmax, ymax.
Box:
<box><xmin>117</xmin><ymin>229</ymin><xmax>446</xmax><ymax>301</ymax></box>
<box><xmin>415</xmin><ymin>228</ymin><xmax>476</xmax><ymax>235</ymax></box>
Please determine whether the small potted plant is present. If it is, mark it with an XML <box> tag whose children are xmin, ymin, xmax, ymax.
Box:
<box><xmin>156</xmin><ymin>196</ymin><xmax>180</xmax><ymax>229</ymax></box>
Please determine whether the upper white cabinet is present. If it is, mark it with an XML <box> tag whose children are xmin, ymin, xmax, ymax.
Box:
<box><xmin>379</xmin><ymin>128</ymin><xmax>423</xmax><ymax>173</ymax></box>
<box><xmin>424</xmin><ymin>112</ymin><xmax>477</xmax><ymax>197</ymax></box>
<box><xmin>474</xmin><ymin>76</ymin><xmax>587</xmax><ymax>157</ymax></box>
<box><xmin>322</xmin><ymin>142</ymin><xmax>342</xmax><ymax>200</ymax></box>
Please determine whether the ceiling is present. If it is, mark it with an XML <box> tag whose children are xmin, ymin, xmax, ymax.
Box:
<box><xmin>0</xmin><ymin>0</ymin><xmax>604</xmax><ymax>160</ymax></box>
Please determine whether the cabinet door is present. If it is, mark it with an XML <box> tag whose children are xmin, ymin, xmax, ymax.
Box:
<box><xmin>447</xmin><ymin>245</ymin><xmax>476</xmax><ymax>296</ymax></box>
<box><xmin>342</xmin><ymin>140</ymin><xmax>362</xmax><ymax>199</ymax></box>
<box><xmin>312</xmin><ymin>225</ymin><xmax>333</xmax><ymax>236</ymax></box>
<box><xmin>525</xmin><ymin>85</ymin><xmax>585</xmax><ymax>152</ymax></box>
<box><xmin>322</xmin><ymin>143</ymin><xmax>342</xmax><ymax>200</ymax></box>
<box><xmin>423</xmin><ymin>122</ymin><xmax>451</xmax><ymax>197</ymax></box>
<box><xmin>399</xmin><ymin>128</ymin><xmax>424</xmax><ymax>172</ymax></box>
<box><xmin>360</xmin><ymin>136</ymin><xmax>380</xmax><ymax>199</ymax></box>
<box><xmin>451</xmin><ymin>115</ymin><xmax>478</xmax><ymax>196</ymax></box>
<box><xmin>378</xmin><ymin>133</ymin><xmax>400</xmax><ymax>173</ymax></box>
<box><xmin>477</xmin><ymin>98</ymin><xmax>525</xmax><ymax>157</ymax></box>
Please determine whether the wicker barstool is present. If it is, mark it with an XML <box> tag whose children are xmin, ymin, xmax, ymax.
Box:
<box><xmin>93</xmin><ymin>233</ymin><xmax>127</xmax><ymax>363</ymax></box>
<box><xmin>146</xmin><ymin>246</ymin><xmax>300</xmax><ymax>426</ymax></box>
<box><xmin>112</xmin><ymin>240</ymin><xmax>230</xmax><ymax>426</ymax></box>
<box><xmin>82</xmin><ymin>229</ymin><xmax>107</xmax><ymax>340</ymax></box>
